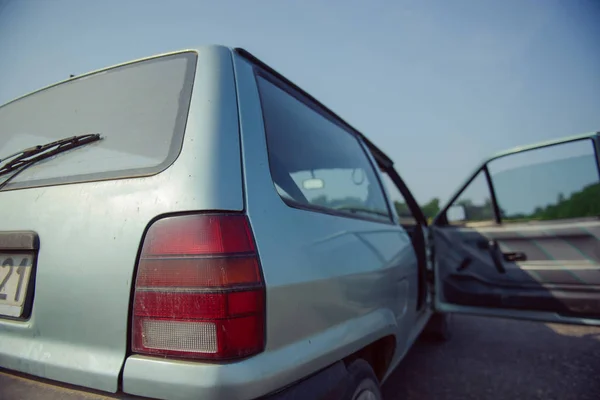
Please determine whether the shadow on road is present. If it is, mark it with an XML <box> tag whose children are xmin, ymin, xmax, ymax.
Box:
<box><xmin>382</xmin><ymin>315</ymin><xmax>600</xmax><ymax>400</ymax></box>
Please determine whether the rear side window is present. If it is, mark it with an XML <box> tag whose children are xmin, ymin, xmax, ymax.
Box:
<box><xmin>0</xmin><ymin>51</ymin><xmax>196</xmax><ymax>190</ymax></box>
<box><xmin>256</xmin><ymin>75</ymin><xmax>391</xmax><ymax>223</ymax></box>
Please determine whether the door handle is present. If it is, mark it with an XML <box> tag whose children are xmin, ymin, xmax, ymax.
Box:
<box><xmin>503</xmin><ymin>252</ymin><xmax>527</xmax><ymax>262</ymax></box>
<box><xmin>476</xmin><ymin>239</ymin><xmax>507</xmax><ymax>273</ymax></box>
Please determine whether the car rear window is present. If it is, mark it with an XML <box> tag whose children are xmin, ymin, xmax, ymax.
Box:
<box><xmin>0</xmin><ymin>51</ymin><xmax>196</xmax><ymax>190</ymax></box>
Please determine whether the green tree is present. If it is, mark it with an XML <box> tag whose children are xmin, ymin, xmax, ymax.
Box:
<box><xmin>394</xmin><ymin>201</ymin><xmax>410</xmax><ymax>218</ymax></box>
<box><xmin>506</xmin><ymin>183</ymin><xmax>600</xmax><ymax>221</ymax></box>
<box><xmin>421</xmin><ymin>198</ymin><xmax>441</xmax><ymax>219</ymax></box>
<box><xmin>456</xmin><ymin>197</ymin><xmax>495</xmax><ymax>221</ymax></box>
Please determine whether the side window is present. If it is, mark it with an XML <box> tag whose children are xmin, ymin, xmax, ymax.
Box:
<box><xmin>379</xmin><ymin>171</ymin><xmax>417</xmax><ymax>225</ymax></box>
<box><xmin>447</xmin><ymin>170</ymin><xmax>496</xmax><ymax>225</ymax></box>
<box><xmin>256</xmin><ymin>75</ymin><xmax>391</xmax><ymax>223</ymax></box>
<box><xmin>488</xmin><ymin>139</ymin><xmax>600</xmax><ymax>222</ymax></box>
<box><xmin>446</xmin><ymin>138</ymin><xmax>600</xmax><ymax>225</ymax></box>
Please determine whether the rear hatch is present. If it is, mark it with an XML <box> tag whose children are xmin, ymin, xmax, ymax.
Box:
<box><xmin>0</xmin><ymin>50</ymin><xmax>205</xmax><ymax>392</ymax></box>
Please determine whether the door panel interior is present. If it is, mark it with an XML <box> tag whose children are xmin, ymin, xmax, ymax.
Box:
<box><xmin>433</xmin><ymin>134</ymin><xmax>600</xmax><ymax>322</ymax></box>
<box><xmin>433</xmin><ymin>219</ymin><xmax>600</xmax><ymax>318</ymax></box>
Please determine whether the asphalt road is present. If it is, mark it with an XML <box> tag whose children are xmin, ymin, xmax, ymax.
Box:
<box><xmin>382</xmin><ymin>315</ymin><xmax>600</xmax><ymax>400</ymax></box>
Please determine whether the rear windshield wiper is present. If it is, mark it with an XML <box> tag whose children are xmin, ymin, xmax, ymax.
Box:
<box><xmin>0</xmin><ymin>133</ymin><xmax>102</xmax><ymax>190</ymax></box>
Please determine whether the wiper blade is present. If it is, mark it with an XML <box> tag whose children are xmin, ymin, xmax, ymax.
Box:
<box><xmin>0</xmin><ymin>133</ymin><xmax>102</xmax><ymax>190</ymax></box>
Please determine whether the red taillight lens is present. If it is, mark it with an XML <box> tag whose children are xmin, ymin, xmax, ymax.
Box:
<box><xmin>132</xmin><ymin>214</ymin><xmax>265</xmax><ymax>360</ymax></box>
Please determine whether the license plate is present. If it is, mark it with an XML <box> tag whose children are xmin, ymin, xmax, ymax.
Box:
<box><xmin>0</xmin><ymin>253</ymin><xmax>33</xmax><ymax>318</ymax></box>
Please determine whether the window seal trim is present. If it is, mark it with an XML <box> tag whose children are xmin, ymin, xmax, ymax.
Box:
<box><xmin>483</xmin><ymin>165</ymin><xmax>501</xmax><ymax>224</ymax></box>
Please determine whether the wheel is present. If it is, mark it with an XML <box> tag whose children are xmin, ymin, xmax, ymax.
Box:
<box><xmin>422</xmin><ymin>312</ymin><xmax>453</xmax><ymax>342</ymax></box>
<box><xmin>342</xmin><ymin>359</ymin><xmax>383</xmax><ymax>400</ymax></box>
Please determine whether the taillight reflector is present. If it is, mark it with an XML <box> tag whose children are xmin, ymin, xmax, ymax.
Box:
<box><xmin>132</xmin><ymin>214</ymin><xmax>265</xmax><ymax>360</ymax></box>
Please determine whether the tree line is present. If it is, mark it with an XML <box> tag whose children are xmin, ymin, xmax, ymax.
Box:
<box><xmin>394</xmin><ymin>182</ymin><xmax>600</xmax><ymax>222</ymax></box>
<box><xmin>307</xmin><ymin>181</ymin><xmax>599</xmax><ymax>222</ymax></box>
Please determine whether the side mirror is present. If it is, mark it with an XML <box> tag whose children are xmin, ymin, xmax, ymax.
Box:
<box><xmin>302</xmin><ymin>178</ymin><xmax>324</xmax><ymax>190</ymax></box>
<box><xmin>447</xmin><ymin>204</ymin><xmax>466</xmax><ymax>223</ymax></box>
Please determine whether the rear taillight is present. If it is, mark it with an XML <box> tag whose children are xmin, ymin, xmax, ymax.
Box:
<box><xmin>132</xmin><ymin>214</ymin><xmax>265</xmax><ymax>360</ymax></box>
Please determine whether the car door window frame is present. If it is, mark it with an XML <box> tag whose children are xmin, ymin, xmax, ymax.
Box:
<box><xmin>435</xmin><ymin>134</ymin><xmax>600</xmax><ymax>227</ymax></box>
<box><xmin>380</xmin><ymin>166</ymin><xmax>428</xmax><ymax>227</ymax></box>
<box><xmin>380</xmin><ymin>165</ymin><xmax>430</xmax><ymax>310</ymax></box>
<box><xmin>434</xmin><ymin>164</ymin><xmax>499</xmax><ymax>226</ymax></box>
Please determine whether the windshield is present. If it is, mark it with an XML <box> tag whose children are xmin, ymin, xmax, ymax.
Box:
<box><xmin>0</xmin><ymin>51</ymin><xmax>196</xmax><ymax>190</ymax></box>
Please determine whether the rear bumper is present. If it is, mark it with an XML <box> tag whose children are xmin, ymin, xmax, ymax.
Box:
<box><xmin>0</xmin><ymin>362</ymin><xmax>348</xmax><ymax>400</ymax></box>
<box><xmin>0</xmin><ymin>369</ymin><xmax>136</xmax><ymax>400</ymax></box>
<box><xmin>261</xmin><ymin>361</ymin><xmax>348</xmax><ymax>399</ymax></box>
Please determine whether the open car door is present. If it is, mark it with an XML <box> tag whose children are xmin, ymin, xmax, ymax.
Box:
<box><xmin>431</xmin><ymin>132</ymin><xmax>600</xmax><ymax>325</ymax></box>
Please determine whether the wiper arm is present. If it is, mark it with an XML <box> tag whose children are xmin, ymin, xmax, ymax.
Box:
<box><xmin>0</xmin><ymin>133</ymin><xmax>102</xmax><ymax>190</ymax></box>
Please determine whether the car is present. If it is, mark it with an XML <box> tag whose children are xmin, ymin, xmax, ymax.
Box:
<box><xmin>0</xmin><ymin>45</ymin><xmax>598</xmax><ymax>400</ymax></box>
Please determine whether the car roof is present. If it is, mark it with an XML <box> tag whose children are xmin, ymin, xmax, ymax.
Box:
<box><xmin>233</xmin><ymin>47</ymin><xmax>395</xmax><ymax>170</ymax></box>
<box><xmin>1</xmin><ymin>45</ymin><xmax>396</xmax><ymax>171</ymax></box>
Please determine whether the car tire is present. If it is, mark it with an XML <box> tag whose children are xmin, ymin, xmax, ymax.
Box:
<box><xmin>422</xmin><ymin>312</ymin><xmax>453</xmax><ymax>341</ymax></box>
<box><xmin>342</xmin><ymin>359</ymin><xmax>383</xmax><ymax>400</ymax></box>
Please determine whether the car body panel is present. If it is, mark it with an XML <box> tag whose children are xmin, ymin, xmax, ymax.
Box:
<box><xmin>0</xmin><ymin>45</ymin><xmax>426</xmax><ymax>400</ymax></box>
<box><xmin>126</xmin><ymin>52</ymin><xmax>420</xmax><ymax>399</ymax></box>
<box><xmin>233</xmin><ymin>53</ymin><xmax>418</xmax><ymax>350</ymax></box>
<box><xmin>0</xmin><ymin>46</ymin><xmax>243</xmax><ymax>393</ymax></box>
<box><xmin>121</xmin><ymin>53</ymin><xmax>425</xmax><ymax>399</ymax></box>
<box><xmin>123</xmin><ymin>309</ymin><xmax>395</xmax><ymax>400</ymax></box>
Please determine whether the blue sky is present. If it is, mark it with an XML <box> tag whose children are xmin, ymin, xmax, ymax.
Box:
<box><xmin>0</xmin><ymin>0</ymin><xmax>599</xmax><ymax>204</ymax></box>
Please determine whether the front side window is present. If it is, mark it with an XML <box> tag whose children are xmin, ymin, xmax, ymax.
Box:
<box><xmin>257</xmin><ymin>75</ymin><xmax>391</xmax><ymax>223</ymax></box>
<box><xmin>488</xmin><ymin>139</ymin><xmax>599</xmax><ymax>222</ymax></box>
<box><xmin>444</xmin><ymin>138</ymin><xmax>600</xmax><ymax>225</ymax></box>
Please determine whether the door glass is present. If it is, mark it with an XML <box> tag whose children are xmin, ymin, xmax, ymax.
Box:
<box><xmin>488</xmin><ymin>139</ymin><xmax>600</xmax><ymax>222</ymax></box>
<box><xmin>448</xmin><ymin>170</ymin><xmax>495</xmax><ymax>225</ymax></box>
